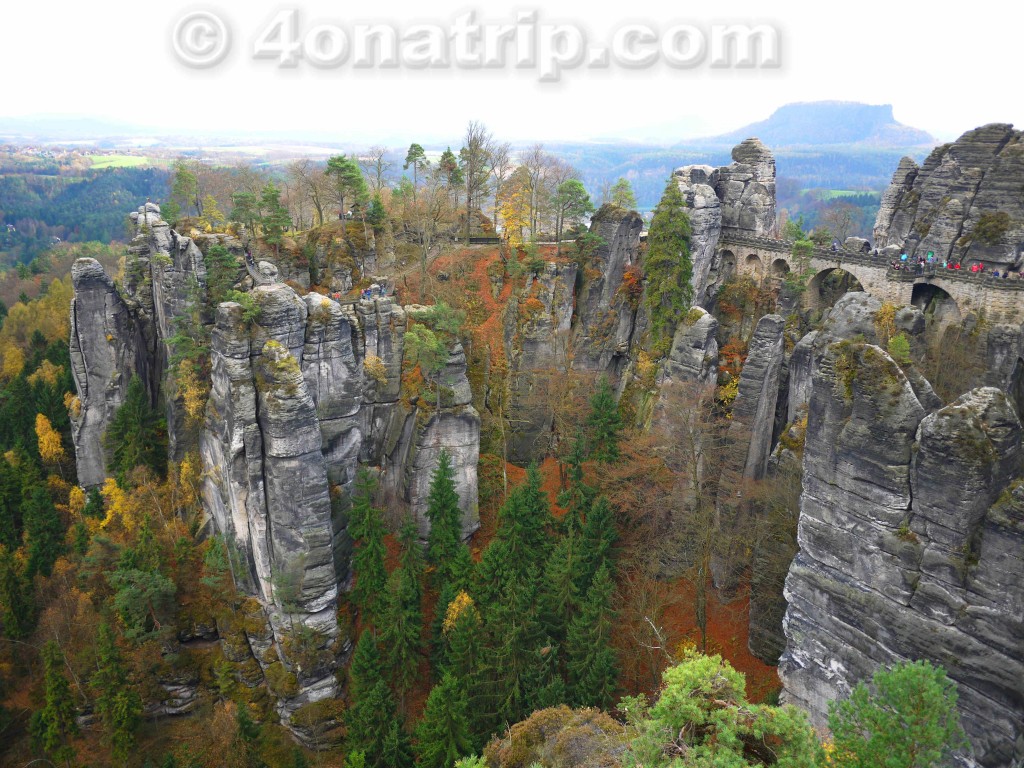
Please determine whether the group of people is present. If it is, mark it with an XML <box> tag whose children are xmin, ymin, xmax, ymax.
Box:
<box><xmin>889</xmin><ymin>252</ymin><xmax>1024</xmax><ymax>279</ymax></box>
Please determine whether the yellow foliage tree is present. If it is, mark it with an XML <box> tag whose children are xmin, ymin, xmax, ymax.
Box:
<box><xmin>27</xmin><ymin>360</ymin><xmax>64</xmax><ymax>387</ymax></box>
<box><xmin>497</xmin><ymin>168</ymin><xmax>532</xmax><ymax>249</ymax></box>
<box><xmin>442</xmin><ymin>590</ymin><xmax>478</xmax><ymax>635</ymax></box>
<box><xmin>35</xmin><ymin>413</ymin><xmax>66</xmax><ymax>465</ymax></box>
<box><xmin>0</xmin><ymin>345</ymin><xmax>24</xmax><ymax>381</ymax></box>
<box><xmin>176</xmin><ymin>361</ymin><xmax>209</xmax><ymax>426</ymax></box>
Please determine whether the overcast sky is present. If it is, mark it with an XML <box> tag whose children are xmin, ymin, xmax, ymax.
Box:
<box><xmin>1</xmin><ymin>0</ymin><xmax>1018</xmax><ymax>145</ymax></box>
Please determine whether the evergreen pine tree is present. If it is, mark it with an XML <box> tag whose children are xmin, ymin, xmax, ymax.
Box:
<box><xmin>0</xmin><ymin>545</ymin><xmax>34</xmax><ymax>638</ymax></box>
<box><xmin>566</xmin><ymin>564</ymin><xmax>618</xmax><ymax>709</ymax></box>
<box><xmin>415</xmin><ymin>673</ymin><xmax>474</xmax><ymax>768</ymax></box>
<box><xmin>23</xmin><ymin>485</ymin><xmax>64</xmax><ymax>579</ymax></box>
<box><xmin>579</xmin><ymin>496</ymin><xmax>617</xmax><ymax>593</ymax></box>
<box><xmin>425</xmin><ymin>449</ymin><xmax>463</xmax><ymax>587</ymax></box>
<box><xmin>205</xmin><ymin>243</ymin><xmax>240</xmax><ymax>307</ymax></box>
<box><xmin>104</xmin><ymin>375</ymin><xmax>167</xmax><ymax>485</ymax></box>
<box><xmin>91</xmin><ymin>623</ymin><xmax>143</xmax><ymax>763</ymax></box>
<box><xmin>259</xmin><ymin>183</ymin><xmax>292</xmax><ymax>258</ymax></box>
<box><xmin>380</xmin><ymin>566</ymin><xmax>423</xmax><ymax>710</ymax></box>
<box><xmin>556</xmin><ymin>431</ymin><xmax>593</xmax><ymax>537</ymax></box>
<box><xmin>491</xmin><ymin>464</ymin><xmax>553</xmax><ymax>586</ymax></box>
<box><xmin>645</xmin><ymin>178</ymin><xmax>694</xmax><ymax>343</ymax></box>
<box><xmin>29</xmin><ymin>640</ymin><xmax>79</xmax><ymax>767</ymax></box>
<box><xmin>538</xmin><ymin>533</ymin><xmax>581</xmax><ymax>646</ymax></box>
<box><xmin>349</xmin><ymin>470</ymin><xmax>388</xmax><ymax>625</ymax></box>
<box><xmin>347</xmin><ymin>630</ymin><xmax>410</xmax><ymax>768</ymax></box>
<box><xmin>0</xmin><ymin>455</ymin><xmax>21</xmax><ymax>550</ymax></box>
<box><xmin>236</xmin><ymin>703</ymin><xmax>267</xmax><ymax>768</ymax></box>
<box><xmin>586</xmin><ymin>377</ymin><xmax>622</xmax><ymax>464</ymax></box>
<box><xmin>478</xmin><ymin>567</ymin><xmax>545</xmax><ymax>729</ymax></box>
<box><xmin>525</xmin><ymin>641</ymin><xmax>567</xmax><ymax>711</ymax></box>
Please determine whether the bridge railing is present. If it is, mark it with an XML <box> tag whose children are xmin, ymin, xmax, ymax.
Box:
<box><xmin>719</xmin><ymin>233</ymin><xmax>1024</xmax><ymax>292</ymax></box>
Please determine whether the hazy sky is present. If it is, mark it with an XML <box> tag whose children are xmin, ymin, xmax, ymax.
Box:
<box><xmin>1</xmin><ymin>0</ymin><xmax>1018</xmax><ymax>145</ymax></box>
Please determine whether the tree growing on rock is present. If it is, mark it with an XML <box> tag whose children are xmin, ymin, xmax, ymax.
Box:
<box><xmin>645</xmin><ymin>178</ymin><xmax>693</xmax><ymax>345</ymax></box>
<box><xmin>828</xmin><ymin>660</ymin><xmax>966</xmax><ymax>768</ymax></box>
<box><xmin>553</xmin><ymin>179</ymin><xmax>594</xmax><ymax>256</ymax></box>
<box><xmin>608</xmin><ymin>178</ymin><xmax>637</xmax><ymax>210</ymax></box>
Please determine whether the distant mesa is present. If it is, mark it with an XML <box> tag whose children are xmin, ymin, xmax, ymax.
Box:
<box><xmin>696</xmin><ymin>101</ymin><xmax>936</xmax><ymax>149</ymax></box>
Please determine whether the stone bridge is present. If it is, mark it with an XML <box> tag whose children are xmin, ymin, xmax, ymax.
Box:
<box><xmin>718</xmin><ymin>233</ymin><xmax>1024</xmax><ymax>326</ymax></box>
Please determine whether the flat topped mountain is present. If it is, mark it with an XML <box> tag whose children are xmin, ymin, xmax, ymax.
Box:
<box><xmin>704</xmin><ymin>101</ymin><xmax>935</xmax><ymax>148</ymax></box>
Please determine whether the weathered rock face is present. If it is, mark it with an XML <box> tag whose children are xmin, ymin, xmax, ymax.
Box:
<box><xmin>71</xmin><ymin>208</ymin><xmax>481</xmax><ymax>741</ymax></box>
<box><xmin>674</xmin><ymin>165</ymin><xmax>723</xmax><ymax>305</ymax></box>
<box><xmin>506</xmin><ymin>262</ymin><xmax>579</xmax><ymax>462</ymax></box>
<box><xmin>70</xmin><ymin>202</ymin><xmax>221</xmax><ymax>486</ymax></box>
<box><xmin>123</xmin><ymin>203</ymin><xmax>222</xmax><ymax>463</ymax></box>
<box><xmin>69</xmin><ymin>258</ymin><xmax>152</xmax><ymax>488</ymax></box>
<box><xmin>874</xmin><ymin>124</ymin><xmax>1024</xmax><ymax>269</ymax></box>
<box><xmin>715</xmin><ymin>138</ymin><xmax>777</xmax><ymax>237</ymax></box>
<box><xmin>779</xmin><ymin>334</ymin><xmax>1024</xmax><ymax>767</ymax></box>
<box><xmin>572</xmin><ymin>205</ymin><xmax>644</xmax><ymax>376</ymax></box>
<box><xmin>658</xmin><ymin>307</ymin><xmax>720</xmax><ymax>391</ymax></box>
<box><xmin>727</xmin><ymin>314</ymin><xmax>787</xmax><ymax>482</ymax></box>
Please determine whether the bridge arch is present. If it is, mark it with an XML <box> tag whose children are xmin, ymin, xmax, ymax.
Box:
<box><xmin>911</xmin><ymin>283</ymin><xmax>961</xmax><ymax>328</ymax></box>
<box><xmin>770</xmin><ymin>258</ymin><xmax>790</xmax><ymax>278</ymax></box>
<box><xmin>805</xmin><ymin>267</ymin><xmax>866</xmax><ymax>311</ymax></box>
<box><xmin>716</xmin><ymin>249</ymin><xmax>737</xmax><ymax>282</ymax></box>
<box><xmin>745</xmin><ymin>254</ymin><xmax>764</xmax><ymax>278</ymax></box>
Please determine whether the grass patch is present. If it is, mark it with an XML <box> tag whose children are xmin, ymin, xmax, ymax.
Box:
<box><xmin>87</xmin><ymin>154</ymin><xmax>151</xmax><ymax>169</ymax></box>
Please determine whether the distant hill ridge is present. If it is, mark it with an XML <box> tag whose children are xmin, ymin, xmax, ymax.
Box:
<box><xmin>701</xmin><ymin>101</ymin><xmax>935</xmax><ymax>148</ymax></box>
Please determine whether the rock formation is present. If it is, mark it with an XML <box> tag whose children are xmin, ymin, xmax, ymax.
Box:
<box><xmin>69</xmin><ymin>204</ymin><xmax>481</xmax><ymax>740</ymax></box>
<box><xmin>673</xmin><ymin>166</ymin><xmax>723</xmax><ymax>306</ymax></box>
<box><xmin>874</xmin><ymin>124</ymin><xmax>1024</xmax><ymax>269</ymax></box>
<box><xmin>715</xmin><ymin>138</ymin><xmax>777</xmax><ymax>237</ymax></box>
<box><xmin>505</xmin><ymin>262</ymin><xmax>578</xmax><ymax>462</ymax></box>
<box><xmin>779</xmin><ymin>335</ymin><xmax>1024</xmax><ymax>767</ymax></box>
<box><xmin>674</xmin><ymin>138</ymin><xmax>778</xmax><ymax>303</ymax></box>
<box><xmin>69</xmin><ymin>257</ymin><xmax>152</xmax><ymax>488</ymax></box>
<box><xmin>571</xmin><ymin>205</ymin><xmax>644</xmax><ymax>376</ymax></box>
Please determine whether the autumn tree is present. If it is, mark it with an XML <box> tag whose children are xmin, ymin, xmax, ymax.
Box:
<box><xmin>496</xmin><ymin>167</ymin><xmax>532</xmax><ymax>248</ymax></box>
<box><xmin>360</xmin><ymin>146</ymin><xmax>393</xmax><ymax>197</ymax></box>
<box><xmin>460</xmin><ymin>121</ymin><xmax>495</xmax><ymax>244</ymax></box>
<box><xmin>35</xmin><ymin>412</ymin><xmax>66</xmax><ymax>467</ymax></box>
